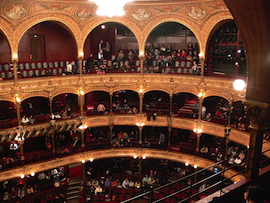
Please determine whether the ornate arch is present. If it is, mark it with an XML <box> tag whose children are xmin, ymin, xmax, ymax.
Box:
<box><xmin>141</xmin><ymin>14</ymin><xmax>203</xmax><ymax>54</ymax></box>
<box><xmin>0</xmin><ymin>17</ymin><xmax>14</xmax><ymax>57</ymax></box>
<box><xmin>200</xmin><ymin>12</ymin><xmax>233</xmax><ymax>56</ymax></box>
<box><xmin>14</xmin><ymin>13</ymin><xmax>81</xmax><ymax>55</ymax></box>
<box><xmin>51</xmin><ymin>89</ymin><xmax>79</xmax><ymax>99</ymax></box>
<box><xmin>81</xmin><ymin>17</ymin><xmax>142</xmax><ymax>54</ymax></box>
<box><xmin>21</xmin><ymin>92</ymin><xmax>49</xmax><ymax>102</ymax></box>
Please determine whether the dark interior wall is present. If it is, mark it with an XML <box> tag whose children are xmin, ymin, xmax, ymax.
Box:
<box><xmin>18</xmin><ymin>21</ymin><xmax>77</xmax><ymax>62</ymax></box>
<box><xmin>0</xmin><ymin>32</ymin><xmax>11</xmax><ymax>64</ymax></box>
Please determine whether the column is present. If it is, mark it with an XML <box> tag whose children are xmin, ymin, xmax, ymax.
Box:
<box><xmin>79</xmin><ymin>57</ymin><xmax>83</xmax><ymax>79</ymax></box>
<box><xmin>139</xmin><ymin>56</ymin><xmax>144</xmax><ymax>75</ymax></box>
<box><xmin>169</xmin><ymin>94</ymin><xmax>173</xmax><ymax>114</ymax></box>
<box><xmin>80</xmin><ymin>94</ymin><xmax>84</xmax><ymax>117</ymax></box>
<box><xmin>82</xmin><ymin>162</ymin><xmax>86</xmax><ymax>182</ymax></box>
<box><xmin>18</xmin><ymin>140</ymin><xmax>25</xmax><ymax>165</ymax></box>
<box><xmin>51</xmin><ymin>133</ymin><xmax>56</xmax><ymax>157</ymax></box>
<box><xmin>16</xmin><ymin>100</ymin><xmax>21</xmax><ymax>126</ymax></box>
<box><xmin>23</xmin><ymin>177</ymin><xmax>28</xmax><ymax>197</ymax></box>
<box><xmin>138</xmin><ymin>126</ymin><xmax>143</xmax><ymax>145</ymax></box>
<box><xmin>81</xmin><ymin>130</ymin><xmax>85</xmax><ymax>148</ymax></box>
<box><xmin>13</xmin><ymin>60</ymin><xmax>18</xmax><ymax>84</ymax></box>
<box><xmin>200</xmin><ymin>57</ymin><xmax>205</xmax><ymax>76</ymax></box>
<box><xmin>139</xmin><ymin>93</ymin><xmax>144</xmax><ymax>115</ymax></box>
<box><xmin>168</xmin><ymin>127</ymin><xmax>172</xmax><ymax>147</ymax></box>
<box><xmin>49</xmin><ymin>97</ymin><xmax>53</xmax><ymax>116</ymax></box>
<box><xmin>196</xmin><ymin>133</ymin><xmax>201</xmax><ymax>154</ymax></box>
<box><xmin>110</xmin><ymin>92</ymin><xmax>113</xmax><ymax>113</ymax></box>
<box><xmin>245</xmin><ymin>105</ymin><xmax>269</xmax><ymax>179</ymax></box>
<box><xmin>109</xmin><ymin>125</ymin><xmax>113</xmax><ymax>144</ymax></box>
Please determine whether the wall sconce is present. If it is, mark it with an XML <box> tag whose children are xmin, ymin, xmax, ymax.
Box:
<box><xmin>80</xmin><ymin>90</ymin><xmax>85</xmax><ymax>96</ymax></box>
<box><xmin>193</xmin><ymin>129</ymin><xmax>202</xmax><ymax>134</ymax></box>
<box><xmin>185</xmin><ymin>162</ymin><xmax>189</xmax><ymax>166</ymax></box>
<box><xmin>198</xmin><ymin>53</ymin><xmax>204</xmax><ymax>58</ymax></box>
<box><xmin>79</xmin><ymin>52</ymin><xmax>84</xmax><ymax>57</ymax></box>
<box><xmin>139</xmin><ymin>89</ymin><xmax>143</xmax><ymax>94</ymax></box>
<box><xmin>20</xmin><ymin>174</ymin><xmax>25</xmax><ymax>179</ymax></box>
<box><xmin>16</xmin><ymin>97</ymin><xmax>21</xmax><ymax>103</ymax></box>
<box><xmin>194</xmin><ymin>165</ymin><xmax>198</xmax><ymax>169</ymax></box>
<box><xmin>198</xmin><ymin>92</ymin><xmax>203</xmax><ymax>98</ymax></box>
<box><xmin>82</xmin><ymin>160</ymin><xmax>85</xmax><ymax>164</ymax></box>
<box><xmin>79</xmin><ymin>125</ymin><xmax>87</xmax><ymax>130</ymax></box>
<box><xmin>90</xmin><ymin>158</ymin><xmax>94</xmax><ymax>162</ymax></box>
<box><xmin>142</xmin><ymin>155</ymin><xmax>146</xmax><ymax>159</ymax></box>
<box><xmin>133</xmin><ymin>155</ymin><xmax>137</xmax><ymax>159</ymax></box>
<box><xmin>31</xmin><ymin>172</ymin><xmax>35</xmax><ymax>176</ymax></box>
<box><xmin>136</xmin><ymin>122</ymin><xmax>145</xmax><ymax>127</ymax></box>
<box><xmin>13</xmin><ymin>54</ymin><xmax>18</xmax><ymax>59</ymax></box>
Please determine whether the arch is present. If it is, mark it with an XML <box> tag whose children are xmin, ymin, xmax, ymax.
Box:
<box><xmin>20</xmin><ymin>95</ymin><xmax>49</xmax><ymax>103</ymax></box>
<box><xmin>141</xmin><ymin>15</ymin><xmax>203</xmax><ymax>55</ymax></box>
<box><xmin>51</xmin><ymin>89</ymin><xmax>80</xmax><ymax>99</ymax></box>
<box><xmin>200</xmin><ymin>12</ymin><xmax>233</xmax><ymax>57</ymax></box>
<box><xmin>81</xmin><ymin>18</ymin><xmax>142</xmax><ymax>54</ymax></box>
<box><xmin>0</xmin><ymin>17</ymin><xmax>15</xmax><ymax>56</ymax></box>
<box><xmin>14</xmin><ymin>14</ymin><xmax>81</xmax><ymax>55</ymax></box>
<box><xmin>20</xmin><ymin>92</ymin><xmax>50</xmax><ymax>102</ymax></box>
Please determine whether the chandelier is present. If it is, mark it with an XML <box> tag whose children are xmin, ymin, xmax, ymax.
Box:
<box><xmin>91</xmin><ymin>0</ymin><xmax>133</xmax><ymax>18</ymax></box>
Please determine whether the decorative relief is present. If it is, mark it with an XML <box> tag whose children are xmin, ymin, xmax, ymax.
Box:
<box><xmin>247</xmin><ymin>105</ymin><xmax>270</xmax><ymax>131</ymax></box>
<box><xmin>38</xmin><ymin>4</ymin><xmax>71</xmax><ymax>12</ymax></box>
<box><xmin>3</xmin><ymin>1</ymin><xmax>30</xmax><ymax>20</ymax></box>
<box><xmin>130</xmin><ymin>6</ymin><xmax>151</xmax><ymax>21</ymax></box>
<box><xmin>74</xmin><ymin>5</ymin><xmax>94</xmax><ymax>21</ymax></box>
<box><xmin>185</xmin><ymin>4</ymin><xmax>207</xmax><ymax>20</ymax></box>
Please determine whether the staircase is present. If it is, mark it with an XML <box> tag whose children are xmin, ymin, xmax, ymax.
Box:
<box><xmin>66</xmin><ymin>181</ymin><xmax>80</xmax><ymax>202</ymax></box>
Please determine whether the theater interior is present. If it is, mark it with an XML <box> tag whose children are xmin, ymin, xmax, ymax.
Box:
<box><xmin>0</xmin><ymin>0</ymin><xmax>270</xmax><ymax>202</ymax></box>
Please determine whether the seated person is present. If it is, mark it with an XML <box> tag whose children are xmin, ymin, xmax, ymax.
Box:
<box><xmin>29</xmin><ymin>115</ymin><xmax>35</xmax><ymax>124</ymax></box>
<box><xmin>200</xmin><ymin>146</ymin><xmax>209</xmax><ymax>154</ymax></box>
<box><xmin>21</xmin><ymin>115</ymin><xmax>29</xmax><ymax>125</ymax></box>
<box><xmin>122</xmin><ymin>179</ymin><xmax>129</xmax><ymax>189</ymax></box>
<box><xmin>95</xmin><ymin>185</ymin><xmax>103</xmax><ymax>195</ymax></box>
<box><xmin>97</xmin><ymin>103</ymin><xmax>106</xmax><ymax>114</ymax></box>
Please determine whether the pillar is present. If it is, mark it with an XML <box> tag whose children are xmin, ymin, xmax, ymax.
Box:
<box><xmin>82</xmin><ymin>162</ymin><xmax>86</xmax><ymax>182</ymax></box>
<box><xmin>81</xmin><ymin>130</ymin><xmax>85</xmax><ymax>148</ymax></box>
<box><xmin>13</xmin><ymin>60</ymin><xmax>18</xmax><ymax>84</ymax></box>
<box><xmin>19</xmin><ymin>140</ymin><xmax>25</xmax><ymax>165</ymax></box>
<box><xmin>79</xmin><ymin>57</ymin><xmax>83</xmax><ymax>79</ymax></box>
<box><xmin>139</xmin><ymin>93</ymin><xmax>144</xmax><ymax>115</ymax></box>
<box><xmin>110</xmin><ymin>92</ymin><xmax>113</xmax><ymax>113</ymax></box>
<box><xmin>49</xmin><ymin>97</ymin><xmax>53</xmax><ymax>116</ymax></box>
<box><xmin>196</xmin><ymin>133</ymin><xmax>201</xmax><ymax>154</ymax></box>
<box><xmin>224</xmin><ymin>135</ymin><xmax>230</xmax><ymax>160</ymax></box>
<box><xmin>168</xmin><ymin>127</ymin><xmax>172</xmax><ymax>147</ymax></box>
<box><xmin>109</xmin><ymin>125</ymin><xmax>113</xmax><ymax>144</ymax></box>
<box><xmin>23</xmin><ymin>177</ymin><xmax>28</xmax><ymax>197</ymax></box>
<box><xmin>200</xmin><ymin>57</ymin><xmax>205</xmax><ymax>76</ymax></box>
<box><xmin>16</xmin><ymin>101</ymin><xmax>21</xmax><ymax>126</ymax></box>
<box><xmin>139</xmin><ymin>56</ymin><xmax>144</xmax><ymax>75</ymax></box>
<box><xmin>138</xmin><ymin>126</ymin><xmax>143</xmax><ymax>145</ymax></box>
<box><xmin>80</xmin><ymin>94</ymin><xmax>84</xmax><ymax>117</ymax></box>
<box><xmin>169</xmin><ymin>94</ymin><xmax>173</xmax><ymax>114</ymax></box>
<box><xmin>245</xmin><ymin>105</ymin><xmax>269</xmax><ymax>179</ymax></box>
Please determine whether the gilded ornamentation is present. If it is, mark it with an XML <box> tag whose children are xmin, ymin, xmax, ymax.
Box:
<box><xmin>131</xmin><ymin>7</ymin><xmax>151</xmax><ymax>21</ymax></box>
<box><xmin>74</xmin><ymin>4</ymin><xmax>94</xmax><ymax>21</ymax></box>
<box><xmin>247</xmin><ymin>105</ymin><xmax>270</xmax><ymax>131</ymax></box>
<box><xmin>186</xmin><ymin>4</ymin><xmax>207</xmax><ymax>20</ymax></box>
<box><xmin>3</xmin><ymin>1</ymin><xmax>30</xmax><ymax>20</ymax></box>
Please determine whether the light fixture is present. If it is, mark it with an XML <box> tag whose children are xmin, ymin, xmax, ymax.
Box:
<box><xmin>233</xmin><ymin>79</ymin><xmax>245</xmax><ymax>91</ymax></box>
<box><xmin>79</xmin><ymin>52</ymin><xmax>84</xmax><ymax>57</ymax></box>
<box><xmin>101</xmin><ymin>25</ymin><xmax>105</xmax><ymax>29</ymax></box>
<box><xmin>31</xmin><ymin>172</ymin><xmax>35</xmax><ymax>176</ymax></box>
<box><xmin>198</xmin><ymin>53</ymin><xmax>204</xmax><ymax>57</ymax></box>
<box><xmin>133</xmin><ymin>155</ymin><xmax>137</xmax><ymax>159</ymax></box>
<box><xmin>91</xmin><ymin>0</ymin><xmax>133</xmax><ymax>18</ymax></box>
<box><xmin>142</xmin><ymin>155</ymin><xmax>146</xmax><ymax>159</ymax></box>
<box><xmin>238</xmin><ymin>50</ymin><xmax>241</xmax><ymax>53</ymax></box>
<box><xmin>90</xmin><ymin>158</ymin><xmax>94</xmax><ymax>162</ymax></box>
<box><xmin>82</xmin><ymin>160</ymin><xmax>85</xmax><ymax>164</ymax></box>
<box><xmin>139</xmin><ymin>89</ymin><xmax>143</xmax><ymax>93</ymax></box>
<box><xmin>136</xmin><ymin>122</ymin><xmax>145</xmax><ymax>127</ymax></box>
<box><xmin>198</xmin><ymin>92</ymin><xmax>203</xmax><ymax>98</ymax></box>
<box><xmin>20</xmin><ymin>174</ymin><xmax>25</xmax><ymax>179</ymax></box>
<box><xmin>185</xmin><ymin>162</ymin><xmax>189</xmax><ymax>166</ymax></box>
<box><xmin>197</xmin><ymin>129</ymin><xmax>202</xmax><ymax>134</ymax></box>
<box><xmin>139</xmin><ymin>51</ymin><xmax>144</xmax><ymax>56</ymax></box>
<box><xmin>16</xmin><ymin>97</ymin><xmax>21</xmax><ymax>103</ymax></box>
<box><xmin>194</xmin><ymin>165</ymin><xmax>198</xmax><ymax>169</ymax></box>
<box><xmin>13</xmin><ymin>54</ymin><xmax>18</xmax><ymax>59</ymax></box>
<box><xmin>79</xmin><ymin>90</ymin><xmax>84</xmax><ymax>96</ymax></box>
<box><xmin>193</xmin><ymin>129</ymin><xmax>197</xmax><ymax>133</ymax></box>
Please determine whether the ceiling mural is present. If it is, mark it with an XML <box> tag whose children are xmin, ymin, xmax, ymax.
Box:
<box><xmin>74</xmin><ymin>4</ymin><xmax>95</xmax><ymax>21</ymax></box>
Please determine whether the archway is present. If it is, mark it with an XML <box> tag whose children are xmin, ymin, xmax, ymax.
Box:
<box><xmin>143</xmin><ymin>91</ymin><xmax>170</xmax><ymax>115</ymax></box>
<box><xmin>0</xmin><ymin>101</ymin><xmax>16</xmax><ymax>130</ymax></box>
<box><xmin>85</xmin><ymin>91</ymin><xmax>110</xmax><ymax>115</ymax></box>
<box><xmin>0</xmin><ymin>31</ymin><xmax>11</xmax><ymax>80</ymax></box>
<box><xmin>83</xmin><ymin>22</ymin><xmax>139</xmax><ymax>73</ymax></box>
<box><xmin>113</xmin><ymin>90</ymin><xmax>139</xmax><ymax>114</ymax></box>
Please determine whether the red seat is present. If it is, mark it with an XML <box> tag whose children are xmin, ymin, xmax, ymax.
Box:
<box><xmin>99</xmin><ymin>194</ymin><xmax>105</xmax><ymax>201</ymax></box>
<box><xmin>121</xmin><ymin>188</ymin><xmax>127</xmax><ymax>195</ymax></box>
<box><xmin>125</xmin><ymin>195</ymin><xmax>131</xmax><ymax>200</ymax></box>
<box><xmin>127</xmin><ymin>188</ymin><xmax>133</xmax><ymax>195</ymax></box>
<box><xmin>118</xmin><ymin>194</ymin><xmax>125</xmax><ymax>201</ymax></box>
<box><xmin>79</xmin><ymin>196</ymin><xmax>86</xmax><ymax>203</ymax></box>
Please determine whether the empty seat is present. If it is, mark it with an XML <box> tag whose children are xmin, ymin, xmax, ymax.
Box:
<box><xmin>43</xmin><ymin>62</ymin><xmax>48</xmax><ymax>68</ymax></box>
<box><xmin>35</xmin><ymin>70</ymin><xmax>39</xmax><ymax>77</ymax></box>
<box><xmin>1</xmin><ymin>72</ymin><xmax>6</xmax><ymax>79</ymax></box>
<box><xmin>29</xmin><ymin>70</ymin><xmax>34</xmax><ymax>77</ymax></box>
<box><xmin>0</xmin><ymin>64</ymin><xmax>3</xmax><ymax>71</ymax></box>
<box><xmin>54</xmin><ymin>61</ymin><xmax>59</xmax><ymax>68</ymax></box>
<box><xmin>31</xmin><ymin>62</ymin><xmax>36</xmax><ymax>69</ymax></box>
<box><xmin>124</xmin><ymin>60</ymin><xmax>129</xmax><ymax>65</ymax></box>
<box><xmin>37</xmin><ymin>62</ymin><xmax>42</xmax><ymax>69</ymax></box>
<box><xmin>52</xmin><ymin>68</ymin><xmax>57</xmax><ymax>75</ymax></box>
<box><xmin>7</xmin><ymin>71</ymin><xmax>13</xmax><ymax>79</ymax></box>
<box><xmin>175</xmin><ymin>60</ymin><xmax>180</xmax><ymax>67</ymax></box>
<box><xmin>25</xmin><ymin>63</ymin><xmax>30</xmax><ymax>69</ymax></box>
<box><xmin>135</xmin><ymin>60</ymin><xmax>140</xmax><ymax>66</ymax></box>
<box><xmin>49</xmin><ymin>62</ymin><xmax>54</xmax><ymax>68</ymax></box>
<box><xmin>180</xmin><ymin>61</ymin><xmax>186</xmax><ymax>68</ymax></box>
<box><xmin>19</xmin><ymin>63</ymin><xmax>24</xmax><ymax>70</ymax></box>
<box><xmin>60</xmin><ymin>61</ymin><xmax>65</xmax><ymax>67</ymax></box>
<box><xmin>21</xmin><ymin>71</ymin><xmax>27</xmax><ymax>78</ymax></box>
<box><xmin>3</xmin><ymin>64</ymin><xmax>9</xmax><ymax>71</ymax></box>
<box><xmin>153</xmin><ymin>60</ymin><xmax>157</xmax><ymax>66</ymax></box>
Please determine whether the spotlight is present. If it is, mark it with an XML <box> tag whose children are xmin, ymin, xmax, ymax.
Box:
<box><xmin>24</xmin><ymin>131</ymin><xmax>29</xmax><ymax>139</ymax></box>
<box><xmin>11</xmin><ymin>132</ymin><xmax>17</xmax><ymax>141</ymax></box>
<box><xmin>62</xmin><ymin>124</ymin><xmax>69</xmax><ymax>131</ymax></box>
<box><xmin>4</xmin><ymin>134</ymin><xmax>10</xmax><ymax>142</ymax></box>
<box><xmin>54</xmin><ymin>125</ymin><xmax>62</xmax><ymax>132</ymax></box>
<box><xmin>39</xmin><ymin>128</ymin><xmax>45</xmax><ymax>135</ymax></box>
<box><xmin>69</xmin><ymin>123</ymin><xmax>75</xmax><ymax>130</ymax></box>
<box><xmin>30</xmin><ymin>129</ymin><xmax>37</xmax><ymax>137</ymax></box>
<box><xmin>76</xmin><ymin>122</ymin><xmax>83</xmax><ymax>128</ymax></box>
<box><xmin>44</xmin><ymin>126</ymin><xmax>52</xmax><ymax>135</ymax></box>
